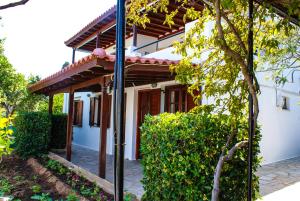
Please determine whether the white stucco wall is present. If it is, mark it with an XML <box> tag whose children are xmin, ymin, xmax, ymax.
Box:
<box><xmin>257</xmin><ymin>71</ymin><xmax>300</xmax><ymax>164</ymax></box>
<box><xmin>62</xmin><ymin>18</ymin><xmax>300</xmax><ymax>164</ymax></box>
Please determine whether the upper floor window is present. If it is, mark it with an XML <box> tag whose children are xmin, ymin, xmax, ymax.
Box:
<box><xmin>73</xmin><ymin>100</ymin><xmax>83</xmax><ymax>127</ymax></box>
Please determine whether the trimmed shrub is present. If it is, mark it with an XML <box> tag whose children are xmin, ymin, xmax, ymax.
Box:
<box><xmin>140</xmin><ymin>107</ymin><xmax>261</xmax><ymax>201</ymax></box>
<box><xmin>14</xmin><ymin>112</ymin><xmax>51</xmax><ymax>158</ymax></box>
<box><xmin>50</xmin><ymin>114</ymin><xmax>67</xmax><ymax>149</ymax></box>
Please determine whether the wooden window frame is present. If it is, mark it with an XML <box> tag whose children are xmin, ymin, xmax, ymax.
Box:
<box><xmin>73</xmin><ymin>100</ymin><xmax>83</xmax><ymax>127</ymax></box>
<box><xmin>165</xmin><ymin>85</ymin><xmax>199</xmax><ymax>113</ymax></box>
<box><xmin>89</xmin><ymin>96</ymin><xmax>102</xmax><ymax>127</ymax></box>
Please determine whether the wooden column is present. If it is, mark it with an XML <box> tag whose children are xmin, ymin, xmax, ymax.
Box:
<box><xmin>132</xmin><ymin>25</ymin><xmax>137</xmax><ymax>47</ymax></box>
<box><xmin>48</xmin><ymin>94</ymin><xmax>53</xmax><ymax>115</ymax></box>
<box><xmin>96</xmin><ymin>32</ymin><xmax>101</xmax><ymax>49</ymax></box>
<box><xmin>99</xmin><ymin>84</ymin><xmax>109</xmax><ymax>178</ymax></box>
<box><xmin>72</xmin><ymin>48</ymin><xmax>76</xmax><ymax>64</ymax></box>
<box><xmin>66</xmin><ymin>90</ymin><xmax>74</xmax><ymax>161</ymax></box>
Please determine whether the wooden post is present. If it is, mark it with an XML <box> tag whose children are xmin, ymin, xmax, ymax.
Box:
<box><xmin>49</xmin><ymin>94</ymin><xmax>53</xmax><ymax>115</ymax></box>
<box><xmin>72</xmin><ymin>48</ymin><xmax>76</xmax><ymax>64</ymax></box>
<box><xmin>132</xmin><ymin>25</ymin><xmax>137</xmax><ymax>47</ymax></box>
<box><xmin>96</xmin><ymin>32</ymin><xmax>101</xmax><ymax>49</ymax></box>
<box><xmin>99</xmin><ymin>83</ymin><xmax>109</xmax><ymax>178</ymax></box>
<box><xmin>66</xmin><ymin>90</ymin><xmax>74</xmax><ymax>161</ymax></box>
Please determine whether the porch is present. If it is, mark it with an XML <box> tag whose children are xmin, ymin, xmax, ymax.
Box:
<box><xmin>57</xmin><ymin>144</ymin><xmax>144</xmax><ymax>198</ymax></box>
<box><xmin>57</xmin><ymin>145</ymin><xmax>300</xmax><ymax>199</ymax></box>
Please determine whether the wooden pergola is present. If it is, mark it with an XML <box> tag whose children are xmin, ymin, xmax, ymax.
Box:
<box><xmin>28</xmin><ymin>48</ymin><xmax>178</xmax><ymax>178</ymax></box>
<box><xmin>64</xmin><ymin>1</ymin><xmax>203</xmax><ymax>52</ymax></box>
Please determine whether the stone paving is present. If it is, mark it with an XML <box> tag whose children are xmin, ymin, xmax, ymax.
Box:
<box><xmin>58</xmin><ymin>145</ymin><xmax>144</xmax><ymax>199</ymax></box>
<box><xmin>257</xmin><ymin>157</ymin><xmax>300</xmax><ymax>196</ymax></box>
<box><xmin>60</xmin><ymin>145</ymin><xmax>300</xmax><ymax>199</ymax></box>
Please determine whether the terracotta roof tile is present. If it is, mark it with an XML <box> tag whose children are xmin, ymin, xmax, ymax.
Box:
<box><xmin>29</xmin><ymin>49</ymin><xmax>179</xmax><ymax>93</ymax></box>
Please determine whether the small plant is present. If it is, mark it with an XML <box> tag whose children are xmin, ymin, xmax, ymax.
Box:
<box><xmin>13</xmin><ymin>175</ymin><xmax>24</xmax><ymax>182</ymax></box>
<box><xmin>31</xmin><ymin>193</ymin><xmax>53</xmax><ymax>201</ymax></box>
<box><xmin>124</xmin><ymin>193</ymin><xmax>137</xmax><ymax>201</ymax></box>
<box><xmin>80</xmin><ymin>185</ymin><xmax>93</xmax><ymax>197</ymax></box>
<box><xmin>66</xmin><ymin>192</ymin><xmax>79</xmax><ymax>201</ymax></box>
<box><xmin>0</xmin><ymin>177</ymin><xmax>13</xmax><ymax>194</ymax></box>
<box><xmin>32</xmin><ymin>175</ymin><xmax>39</xmax><ymax>181</ymax></box>
<box><xmin>31</xmin><ymin>184</ymin><xmax>42</xmax><ymax>193</ymax></box>
<box><xmin>46</xmin><ymin>159</ymin><xmax>68</xmax><ymax>175</ymax></box>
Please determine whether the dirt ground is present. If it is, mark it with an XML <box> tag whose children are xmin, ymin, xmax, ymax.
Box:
<box><xmin>0</xmin><ymin>155</ymin><xmax>64</xmax><ymax>200</ymax></box>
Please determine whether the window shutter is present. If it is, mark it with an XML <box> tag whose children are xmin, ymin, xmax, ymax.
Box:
<box><xmin>78</xmin><ymin>101</ymin><xmax>83</xmax><ymax>127</ymax></box>
<box><xmin>72</xmin><ymin>102</ymin><xmax>77</xmax><ymax>125</ymax></box>
<box><xmin>89</xmin><ymin>98</ymin><xmax>95</xmax><ymax>126</ymax></box>
<box><xmin>187</xmin><ymin>89</ymin><xmax>201</xmax><ymax>111</ymax></box>
<box><xmin>97</xmin><ymin>95</ymin><xmax>102</xmax><ymax>127</ymax></box>
<box><xmin>107</xmin><ymin>95</ymin><xmax>112</xmax><ymax>128</ymax></box>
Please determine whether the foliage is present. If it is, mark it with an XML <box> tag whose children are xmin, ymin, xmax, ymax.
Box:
<box><xmin>66</xmin><ymin>193</ymin><xmax>80</xmax><ymax>201</ymax></box>
<box><xmin>0</xmin><ymin>40</ymin><xmax>63</xmax><ymax>116</ymax></box>
<box><xmin>0</xmin><ymin>117</ymin><xmax>14</xmax><ymax>162</ymax></box>
<box><xmin>140</xmin><ymin>107</ymin><xmax>261</xmax><ymax>201</ymax></box>
<box><xmin>49</xmin><ymin>114</ymin><xmax>67</xmax><ymax>149</ymax></box>
<box><xmin>31</xmin><ymin>193</ymin><xmax>52</xmax><ymax>201</ymax></box>
<box><xmin>19</xmin><ymin>75</ymin><xmax>64</xmax><ymax>114</ymax></box>
<box><xmin>0</xmin><ymin>52</ymin><xmax>27</xmax><ymax>117</ymax></box>
<box><xmin>31</xmin><ymin>184</ymin><xmax>42</xmax><ymax>193</ymax></box>
<box><xmin>42</xmin><ymin>157</ymin><xmax>114</xmax><ymax>201</ymax></box>
<box><xmin>14</xmin><ymin>112</ymin><xmax>51</xmax><ymax>158</ymax></box>
<box><xmin>0</xmin><ymin>177</ymin><xmax>13</xmax><ymax>194</ymax></box>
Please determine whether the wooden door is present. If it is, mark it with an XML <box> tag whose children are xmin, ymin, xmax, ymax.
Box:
<box><xmin>136</xmin><ymin>89</ymin><xmax>161</xmax><ymax>159</ymax></box>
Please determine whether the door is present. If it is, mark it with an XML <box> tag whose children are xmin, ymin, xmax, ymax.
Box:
<box><xmin>136</xmin><ymin>89</ymin><xmax>161</xmax><ymax>159</ymax></box>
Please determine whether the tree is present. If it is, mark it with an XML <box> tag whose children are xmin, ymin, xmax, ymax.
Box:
<box><xmin>19</xmin><ymin>75</ymin><xmax>64</xmax><ymax>114</ymax></box>
<box><xmin>128</xmin><ymin>0</ymin><xmax>299</xmax><ymax>200</ymax></box>
<box><xmin>62</xmin><ymin>61</ymin><xmax>70</xmax><ymax>69</ymax></box>
<box><xmin>0</xmin><ymin>53</ymin><xmax>27</xmax><ymax>117</ymax></box>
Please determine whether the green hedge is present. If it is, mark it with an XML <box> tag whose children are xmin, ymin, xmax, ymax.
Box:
<box><xmin>140</xmin><ymin>107</ymin><xmax>261</xmax><ymax>201</ymax></box>
<box><xmin>50</xmin><ymin>114</ymin><xmax>67</xmax><ymax>149</ymax></box>
<box><xmin>14</xmin><ymin>112</ymin><xmax>51</xmax><ymax>158</ymax></box>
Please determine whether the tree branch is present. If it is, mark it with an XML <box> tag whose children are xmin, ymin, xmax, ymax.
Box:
<box><xmin>0</xmin><ymin>0</ymin><xmax>29</xmax><ymax>10</ymax></box>
<box><xmin>211</xmin><ymin>140</ymin><xmax>248</xmax><ymax>201</ymax></box>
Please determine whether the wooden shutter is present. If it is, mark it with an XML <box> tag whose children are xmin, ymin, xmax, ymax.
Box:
<box><xmin>107</xmin><ymin>95</ymin><xmax>112</xmax><ymax>128</ymax></box>
<box><xmin>97</xmin><ymin>95</ymin><xmax>102</xmax><ymax>127</ymax></box>
<box><xmin>89</xmin><ymin>98</ymin><xmax>95</xmax><ymax>126</ymax></box>
<box><xmin>77</xmin><ymin>101</ymin><xmax>83</xmax><ymax>127</ymax></box>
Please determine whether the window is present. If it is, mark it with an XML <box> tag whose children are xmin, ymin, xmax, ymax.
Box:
<box><xmin>73</xmin><ymin>100</ymin><xmax>83</xmax><ymax>126</ymax></box>
<box><xmin>165</xmin><ymin>85</ymin><xmax>199</xmax><ymax>113</ymax></box>
<box><xmin>89</xmin><ymin>96</ymin><xmax>101</xmax><ymax>127</ymax></box>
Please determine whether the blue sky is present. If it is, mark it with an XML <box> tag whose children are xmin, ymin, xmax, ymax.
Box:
<box><xmin>0</xmin><ymin>0</ymin><xmax>116</xmax><ymax>78</ymax></box>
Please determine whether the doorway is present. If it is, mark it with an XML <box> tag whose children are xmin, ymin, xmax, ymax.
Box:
<box><xmin>136</xmin><ymin>89</ymin><xmax>161</xmax><ymax>159</ymax></box>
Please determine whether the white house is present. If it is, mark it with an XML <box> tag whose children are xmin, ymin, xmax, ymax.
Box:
<box><xmin>30</xmin><ymin>3</ymin><xmax>300</xmax><ymax>174</ymax></box>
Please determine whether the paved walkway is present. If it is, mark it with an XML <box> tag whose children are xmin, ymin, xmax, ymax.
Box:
<box><xmin>58</xmin><ymin>145</ymin><xmax>144</xmax><ymax>198</ymax></box>
<box><xmin>60</xmin><ymin>145</ymin><xmax>300</xmax><ymax>199</ymax></box>
<box><xmin>257</xmin><ymin>157</ymin><xmax>300</xmax><ymax>196</ymax></box>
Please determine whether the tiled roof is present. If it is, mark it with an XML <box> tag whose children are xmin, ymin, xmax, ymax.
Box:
<box><xmin>29</xmin><ymin>48</ymin><xmax>179</xmax><ymax>93</ymax></box>
<box><xmin>64</xmin><ymin>5</ymin><xmax>117</xmax><ymax>46</ymax></box>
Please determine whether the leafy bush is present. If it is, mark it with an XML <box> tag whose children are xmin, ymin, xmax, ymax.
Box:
<box><xmin>14</xmin><ymin>112</ymin><xmax>51</xmax><ymax>158</ymax></box>
<box><xmin>0</xmin><ymin>117</ymin><xmax>14</xmax><ymax>160</ymax></box>
<box><xmin>140</xmin><ymin>107</ymin><xmax>261</xmax><ymax>201</ymax></box>
<box><xmin>50</xmin><ymin>114</ymin><xmax>67</xmax><ymax>149</ymax></box>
